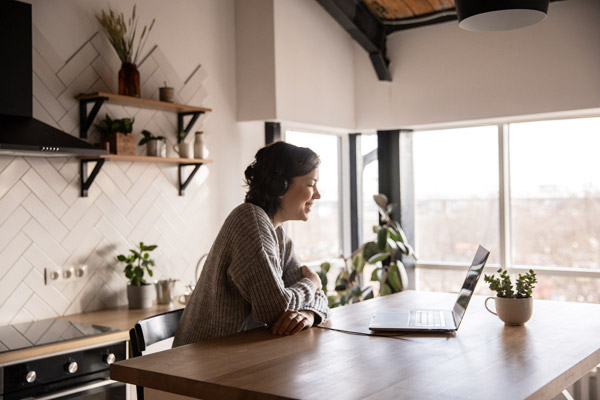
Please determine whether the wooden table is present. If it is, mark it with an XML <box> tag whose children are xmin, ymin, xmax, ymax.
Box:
<box><xmin>110</xmin><ymin>291</ymin><xmax>600</xmax><ymax>399</ymax></box>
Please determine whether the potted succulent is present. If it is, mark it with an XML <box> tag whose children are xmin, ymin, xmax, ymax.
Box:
<box><xmin>96</xmin><ymin>114</ymin><xmax>136</xmax><ymax>155</ymax></box>
<box><xmin>139</xmin><ymin>129</ymin><xmax>166</xmax><ymax>157</ymax></box>
<box><xmin>96</xmin><ymin>5</ymin><xmax>155</xmax><ymax>97</ymax></box>
<box><xmin>318</xmin><ymin>194</ymin><xmax>416</xmax><ymax>308</ymax></box>
<box><xmin>117</xmin><ymin>242</ymin><xmax>158</xmax><ymax>309</ymax></box>
<box><xmin>484</xmin><ymin>268</ymin><xmax>538</xmax><ymax>325</ymax></box>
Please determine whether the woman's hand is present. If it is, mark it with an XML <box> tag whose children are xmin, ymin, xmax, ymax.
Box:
<box><xmin>301</xmin><ymin>265</ymin><xmax>322</xmax><ymax>290</ymax></box>
<box><xmin>271</xmin><ymin>310</ymin><xmax>315</xmax><ymax>336</ymax></box>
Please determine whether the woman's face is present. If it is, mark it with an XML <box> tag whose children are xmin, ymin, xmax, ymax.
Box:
<box><xmin>274</xmin><ymin>168</ymin><xmax>321</xmax><ymax>227</ymax></box>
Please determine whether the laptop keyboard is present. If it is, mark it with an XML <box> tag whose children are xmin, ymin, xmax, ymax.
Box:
<box><xmin>410</xmin><ymin>310</ymin><xmax>445</xmax><ymax>327</ymax></box>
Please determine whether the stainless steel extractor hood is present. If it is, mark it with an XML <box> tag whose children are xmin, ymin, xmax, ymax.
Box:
<box><xmin>0</xmin><ymin>0</ymin><xmax>107</xmax><ymax>157</ymax></box>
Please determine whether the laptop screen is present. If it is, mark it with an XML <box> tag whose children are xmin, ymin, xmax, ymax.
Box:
<box><xmin>452</xmin><ymin>245</ymin><xmax>490</xmax><ymax>328</ymax></box>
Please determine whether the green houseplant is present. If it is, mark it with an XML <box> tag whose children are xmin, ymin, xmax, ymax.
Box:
<box><xmin>96</xmin><ymin>5</ymin><xmax>155</xmax><ymax>97</ymax></box>
<box><xmin>318</xmin><ymin>194</ymin><xmax>416</xmax><ymax>308</ymax></box>
<box><xmin>117</xmin><ymin>242</ymin><xmax>158</xmax><ymax>309</ymax></box>
<box><xmin>484</xmin><ymin>268</ymin><xmax>537</xmax><ymax>325</ymax></box>
<box><xmin>139</xmin><ymin>129</ymin><xmax>166</xmax><ymax>157</ymax></box>
<box><xmin>96</xmin><ymin>114</ymin><xmax>136</xmax><ymax>155</ymax></box>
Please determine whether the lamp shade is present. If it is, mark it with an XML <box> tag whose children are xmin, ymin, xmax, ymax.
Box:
<box><xmin>455</xmin><ymin>0</ymin><xmax>550</xmax><ymax>31</ymax></box>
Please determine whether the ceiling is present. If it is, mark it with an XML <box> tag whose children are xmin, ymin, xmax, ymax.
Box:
<box><xmin>316</xmin><ymin>0</ymin><xmax>563</xmax><ymax>81</ymax></box>
<box><xmin>363</xmin><ymin>0</ymin><xmax>458</xmax><ymax>32</ymax></box>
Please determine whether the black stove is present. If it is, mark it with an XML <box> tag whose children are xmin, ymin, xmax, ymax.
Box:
<box><xmin>0</xmin><ymin>318</ymin><xmax>119</xmax><ymax>354</ymax></box>
<box><xmin>0</xmin><ymin>318</ymin><xmax>126</xmax><ymax>399</ymax></box>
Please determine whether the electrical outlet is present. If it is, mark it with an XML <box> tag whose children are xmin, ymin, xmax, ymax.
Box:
<box><xmin>44</xmin><ymin>265</ymin><xmax>88</xmax><ymax>285</ymax></box>
<box><xmin>44</xmin><ymin>268</ymin><xmax>62</xmax><ymax>285</ymax></box>
<box><xmin>75</xmin><ymin>265</ymin><xmax>87</xmax><ymax>278</ymax></box>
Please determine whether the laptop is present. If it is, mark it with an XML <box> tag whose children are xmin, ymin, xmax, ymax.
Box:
<box><xmin>368</xmin><ymin>245</ymin><xmax>490</xmax><ymax>333</ymax></box>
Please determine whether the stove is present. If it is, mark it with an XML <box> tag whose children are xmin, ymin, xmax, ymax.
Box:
<box><xmin>0</xmin><ymin>318</ymin><xmax>126</xmax><ymax>399</ymax></box>
<box><xmin>0</xmin><ymin>318</ymin><xmax>120</xmax><ymax>354</ymax></box>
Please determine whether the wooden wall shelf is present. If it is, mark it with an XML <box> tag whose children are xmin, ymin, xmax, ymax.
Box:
<box><xmin>79</xmin><ymin>155</ymin><xmax>213</xmax><ymax>197</ymax></box>
<box><xmin>76</xmin><ymin>92</ymin><xmax>213</xmax><ymax>197</ymax></box>
<box><xmin>77</xmin><ymin>92</ymin><xmax>212</xmax><ymax>114</ymax></box>
<box><xmin>76</xmin><ymin>92</ymin><xmax>212</xmax><ymax>141</ymax></box>
<box><xmin>80</xmin><ymin>154</ymin><xmax>212</xmax><ymax>164</ymax></box>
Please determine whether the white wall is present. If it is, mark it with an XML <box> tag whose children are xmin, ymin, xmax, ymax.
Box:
<box><xmin>0</xmin><ymin>0</ymin><xmax>246</xmax><ymax>324</ymax></box>
<box><xmin>273</xmin><ymin>0</ymin><xmax>355</xmax><ymax>129</ymax></box>
<box><xmin>235</xmin><ymin>0</ymin><xmax>356</xmax><ymax>130</ymax></box>
<box><xmin>355</xmin><ymin>0</ymin><xmax>600</xmax><ymax>129</ymax></box>
<box><xmin>235</xmin><ymin>0</ymin><xmax>277</xmax><ymax>121</ymax></box>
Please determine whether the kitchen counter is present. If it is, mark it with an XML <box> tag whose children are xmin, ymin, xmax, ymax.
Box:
<box><xmin>0</xmin><ymin>302</ymin><xmax>184</xmax><ymax>365</ymax></box>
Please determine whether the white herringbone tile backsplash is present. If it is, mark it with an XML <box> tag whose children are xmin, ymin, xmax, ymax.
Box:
<box><xmin>0</xmin><ymin>27</ymin><xmax>213</xmax><ymax>325</ymax></box>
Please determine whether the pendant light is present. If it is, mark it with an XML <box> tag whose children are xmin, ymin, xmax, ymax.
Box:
<box><xmin>455</xmin><ymin>0</ymin><xmax>550</xmax><ymax>32</ymax></box>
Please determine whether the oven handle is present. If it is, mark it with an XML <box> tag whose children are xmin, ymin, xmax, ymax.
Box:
<box><xmin>31</xmin><ymin>379</ymin><xmax>123</xmax><ymax>400</ymax></box>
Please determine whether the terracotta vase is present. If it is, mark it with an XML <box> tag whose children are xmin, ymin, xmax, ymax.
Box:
<box><xmin>118</xmin><ymin>63</ymin><xmax>140</xmax><ymax>97</ymax></box>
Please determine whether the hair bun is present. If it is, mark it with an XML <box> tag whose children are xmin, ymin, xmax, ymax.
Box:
<box><xmin>244</xmin><ymin>164</ymin><xmax>255</xmax><ymax>182</ymax></box>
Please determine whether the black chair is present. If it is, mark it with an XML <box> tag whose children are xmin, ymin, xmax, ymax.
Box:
<box><xmin>129</xmin><ymin>309</ymin><xmax>184</xmax><ymax>400</ymax></box>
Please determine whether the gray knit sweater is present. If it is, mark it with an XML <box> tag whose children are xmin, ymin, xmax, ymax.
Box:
<box><xmin>173</xmin><ymin>203</ymin><xmax>332</xmax><ymax>346</ymax></box>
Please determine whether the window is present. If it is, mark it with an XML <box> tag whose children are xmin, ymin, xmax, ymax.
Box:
<box><xmin>509</xmin><ymin>118</ymin><xmax>600</xmax><ymax>303</ymax></box>
<box><xmin>360</xmin><ymin>134</ymin><xmax>379</xmax><ymax>243</ymax></box>
<box><xmin>413</xmin><ymin>126</ymin><xmax>500</xmax><ymax>265</ymax></box>
<box><xmin>412</xmin><ymin>117</ymin><xmax>600</xmax><ymax>303</ymax></box>
<box><xmin>284</xmin><ymin>130</ymin><xmax>341</xmax><ymax>263</ymax></box>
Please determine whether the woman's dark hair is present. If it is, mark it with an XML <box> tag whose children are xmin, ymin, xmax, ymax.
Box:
<box><xmin>244</xmin><ymin>141</ymin><xmax>320</xmax><ymax>217</ymax></box>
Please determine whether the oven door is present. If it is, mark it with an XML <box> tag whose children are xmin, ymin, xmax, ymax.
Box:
<box><xmin>32</xmin><ymin>378</ymin><xmax>126</xmax><ymax>400</ymax></box>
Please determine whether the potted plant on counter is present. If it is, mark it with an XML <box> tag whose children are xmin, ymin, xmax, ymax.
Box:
<box><xmin>96</xmin><ymin>114</ymin><xmax>136</xmax><ymax>155</ymax></box>
<box><xmin>139</xmin><ymin>129</ymin><xmax>166</xmax><ymax>157</ymax></box>
<box><xmin>117</xmin><ymin>242</ymin><xmax>158</xmax><ymax>309</ymax></box>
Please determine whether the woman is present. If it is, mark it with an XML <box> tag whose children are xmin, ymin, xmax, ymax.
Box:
<box><xmin>173</xmin><ymin>141</ymin><xmax>331</xmax><ymax>346</ymax></box>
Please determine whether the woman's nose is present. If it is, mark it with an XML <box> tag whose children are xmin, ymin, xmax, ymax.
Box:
<box><xmin>313</xmin><ymin>187</ymin><xmax>321</xmax><ymax>199</ymax></box>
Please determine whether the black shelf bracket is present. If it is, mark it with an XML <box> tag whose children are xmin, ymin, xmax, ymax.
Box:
<box><xmin>79</xmin><ymin>97</ymin><xmax>108</xmax><ymax>139</ymax></box>
<box><xmin>177</xmin><ymin>112</ymin><xmax>203</xmax><ymax>142</ymax></box>
<box><xmin>80</xmin><ymin>158</ymin><xmax>105</xmax><ymax>197</ymax></box>
<box><xmin>178</xmin><ymin>163</ymin><xmax>203</xmax><ymax>196</ymax></box>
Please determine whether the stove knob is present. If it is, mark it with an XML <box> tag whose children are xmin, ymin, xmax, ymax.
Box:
<box><xmin>25</xmin><ymin>370</ymin><xmax>37</xmax><ymax>383</ymax></box>
<box><xmin>104</xmin><ymin>353</ymin><xmax>116</xmax><ymax>365</ymax></box>
<box><xmin>65</xmin><ymin>361</ymin><xmax>78</xmax><ymax>374</ymax></box>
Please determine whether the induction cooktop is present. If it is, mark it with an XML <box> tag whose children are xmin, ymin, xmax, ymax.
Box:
<box><xmin>0</xmin><ymin>318</ymin><xmax>119</xmax><ymax>353</ymax></box>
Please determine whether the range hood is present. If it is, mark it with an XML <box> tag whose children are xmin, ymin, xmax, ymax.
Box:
<box><xmin>0</xmin><ymin>0</ymin><xmax>107</xmax><ymax>157</ymax></box>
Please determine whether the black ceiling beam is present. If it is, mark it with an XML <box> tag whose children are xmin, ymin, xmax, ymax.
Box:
<box><xmin>316</xmin><ymin>0</ymin><xmax>391</xmax><ymax>81</ymax></box>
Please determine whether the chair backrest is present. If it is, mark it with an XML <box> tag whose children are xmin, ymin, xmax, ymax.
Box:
<box><xmin>129</xmin><ymin>309</ymin><xmax>184</xmax><ymax>357</ymax></box>
<box><xmin>128</xmin><ymin>309</ymin><xmax>184</xmax><ymax>400</ymax></box>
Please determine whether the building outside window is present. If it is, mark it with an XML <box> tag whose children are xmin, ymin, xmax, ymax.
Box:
<box><xmin>284</xmin><ymin>130</ymin><xmax>342</xmax><ymax>264</ymax></box>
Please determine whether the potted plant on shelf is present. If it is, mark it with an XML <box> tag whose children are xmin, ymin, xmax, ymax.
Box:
<box><xmin>318</xmin><ymin>194</ymin><xmax>416</xmax><ymax>308</ymax></box>
<box><xmin>96</xmin><ymin>5</ymin><xmax>155</xmax><ymax>97</ymax></box>
<box><xmin>117</xmin><ymin>242</ymin><xmax>158</xmax><ymax>309</ymax></box>
<box><xmin>484</xmin><ymin>268</ymin><xmax>538</xmax><ymax>325</ymax></box>
<box><xmin>96</xmin><ymin>114</ymin><xmax>136</xmax><ymax>155</ymax></box>
<box><xmin>139</xmin><ymin>129</ymin><xmax>166</xmax><ymax>157</ymax></box>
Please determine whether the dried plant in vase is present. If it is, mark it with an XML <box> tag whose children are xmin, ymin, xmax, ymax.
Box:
<box><xmin>96</xmin><ymin>5</ymin><xmax>155</xmax><ymax>97</ymax></box>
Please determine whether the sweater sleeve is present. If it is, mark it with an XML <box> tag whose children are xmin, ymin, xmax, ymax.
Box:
<box><xmin>227</xmin><ymin>206</ymin><xmax>318</xmax><ymax>326</ymax></box>
<box><xmin>280</xmin><ymin>228</ymin><xmax>332</xmax><ymax>325</ymax></box>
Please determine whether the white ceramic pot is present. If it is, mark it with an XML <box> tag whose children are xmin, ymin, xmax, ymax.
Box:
<box><xmin>146</xmin><ymin>140</ymin><xmax>164</xmax><ymax>157</ymax></box>
<box><xmin>127</xmin><ymin>284</ymin><xmax>155</xmax><ymax>309</ymax></box>
<box><xmin>485</xmin><ymin>296</ymin><xmax>533</xmax><ymax>326</ymax></box>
